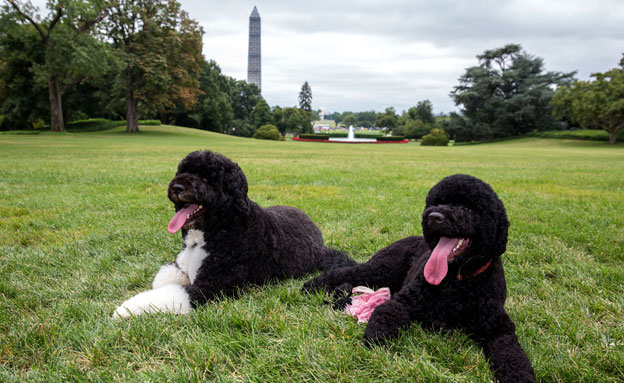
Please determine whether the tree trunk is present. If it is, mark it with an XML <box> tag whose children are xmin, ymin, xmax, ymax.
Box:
<box><xmin>607</xmin><ymin>124</ymin><xmax>622</xmax><ymax>144</ymax></box>
<box><xmin>126</xmin><ymin>96</ymin><xmax>140</xmax><ymax>133</ymax></box>
<box><xmin>48</xmin><ymin>75</ymin><xmax>65</xmax><ymax>132</ymax></box>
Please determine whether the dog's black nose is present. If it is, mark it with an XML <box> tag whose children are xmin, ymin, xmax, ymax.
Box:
<box><xmin>171</xmin><ymin>184</ymin><xmax>185</xmax><ymax>194</ymax></box>
<box><xmin>428</xmin><ymin>212</ymin><xmax>445</xmax><ymax>224</ymax></box>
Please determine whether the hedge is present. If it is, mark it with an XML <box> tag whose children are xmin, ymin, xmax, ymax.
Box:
<box><xmin>376</xmin><ymin>136</ymin><xmax>405</xmax><ymax>141</ymax></box>
<box><xmin>298</xmin><ymin>134</ymin><xmax>406</xmax><ymax>142</ymax></box>
<box><xmin>527</xmin><ymin>129</ymin><xmax>624</xmax><ymax>142</ymax></box>
<box><xmin>66</xmin><ymin>118</ymin><xmax>161</xmax><ymax>132</ymax></box>
<box><xmin>330</xmin><ymin>133</ymin><xmax>382</xmax><ymax>138</ymax></box>
<box><xmin>299</xmin><ymin>134</ymin><xmax>329</xmax><ymax>140</ymax></box>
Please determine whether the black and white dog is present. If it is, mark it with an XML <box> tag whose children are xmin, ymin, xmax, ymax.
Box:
<box><xmin>114</xmin><ymin>150</ymin><xmax>354</xmax><ymax>318</ymax></box>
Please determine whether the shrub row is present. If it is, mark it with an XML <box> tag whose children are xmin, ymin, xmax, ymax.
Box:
<box><xmin>298</xmin><ymin>134</ymin><xmax>405</xmax><ymax>142</ymax></box>
<box><xmin>307</xmin><ymin>132</ymin><xmax>383</xmax><ymax>138</ymax></box>
<box><xmin>376</xmin><ymin>136</ymin><xmax>405</xmax><ymax>142</ymax></box>
<box><xmin>527</xmin><ymin>129</ymin><xmax>624</xmax><ymax>142</ymax></box>
<box><xmin>299</xmin><ymin>134</ymin><xmax>329</xmax><ymax>140</ymax></box>
<box><xmin>138</xmin><ymin>120</ymin><xmax>162</xmax><ymax>126</ymax></box>
<box><xmin>66</xmin><ymin>118</ymin><xmax>161</xmax><ymax>132</ymax></box>
<box><xmin>66</xmin><ymin>118</ymin><xmax>120</xmax><ymax>132</ymax></box>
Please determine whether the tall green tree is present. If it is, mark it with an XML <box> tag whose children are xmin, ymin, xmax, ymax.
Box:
<box><xmin>273</xmin><ymin>106</ymin><xmax>311</xmax><ymax>134</ymax></box>
<box><xmin>551</xmin><ymin>56</ymin><xmax>624</xmax><ymax>144</ymax></box>
<box><xmin>330</xmin><ymin>111</ymin><xmax>345</xmax><ymax>124</ymax></box>
<box><xmin>342</xmin><ymin>113</ymin><xmax>357</xmax><ymax>127</ymax></box>
<box><xmin>103</xmin><ymin>0</ymin><xmax>203</xmax><ymax>133</ymax></box>
<box><xmin>250</xmin><ymin>98</ymin><xmax>272</xmax><ymax>128</ymax></box>
<box><xmin>0</xmin><ymin>21</ymin><xmax>47</xmax><ymax>130</ymax></box>
<box><xmin>355</xmin><ymin>110</ymin><xmax>376</xmax><ymax>127</ymax></box>
<box><xmin>375</xmin><ymin>107</ymin><xmax>397</xmax><ymax>130</ymax></box>
<box><xmin>229</xmin><ymin>78</ymin><xmax>261</xmax><ymax>121</ymax></box>
<box><xmin>4</xmin><ymin>0</ymin><xmax>111</xmax><ymax>131</ymax></box>
<box><xmin>193</xmin><ymin>60</ymin><xmax>233</xmax><ymax>133</ymax></box>
<box><xmin>409</xmin><ymin>100</ymin><xmax>435</xmax><ymax>124</ymax></box>
<box><xmin>298</xmin><ymin>81</ymin><xmax>312</xmax><ymax>112</ymax></box>
<box><xmin>449</xmin><ymin>44</ymin><xmax>574</xmax><ymax>141</ymax></box>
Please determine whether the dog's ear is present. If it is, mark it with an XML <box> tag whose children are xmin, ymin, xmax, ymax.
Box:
<box><xmin>222</xmin><ymin>162</ymin><xmax>250</xmax><ymax>216</ymax></box>
<box><xmin>492</xmin><ymin>199</ymin><xmax>509</xmax><ymax>257</ymax></box>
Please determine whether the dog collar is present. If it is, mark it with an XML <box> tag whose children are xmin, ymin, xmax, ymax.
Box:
<box><xmin>457</xmin><ymin>259</ymin><xmax>492</xmax><ymax>281</ymax></box>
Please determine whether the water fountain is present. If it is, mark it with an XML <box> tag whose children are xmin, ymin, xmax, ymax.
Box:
<box><xmin>328</xmin><ymin>126</ymin><xmax>377</xmax><ymax>143</ymax></box>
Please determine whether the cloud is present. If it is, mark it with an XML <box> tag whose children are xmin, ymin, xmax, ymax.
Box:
<box><xmin>186</xmin><ymin>0</ymin><xmax>624</xmax><ymax>114</ymax></box>
<box><xmin>26</xmin><ymin>0</ymin><xmax>624</xmax><ymax>113</ymax></box>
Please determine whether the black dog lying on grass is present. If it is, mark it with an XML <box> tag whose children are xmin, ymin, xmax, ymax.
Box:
<box><xmin>114</xmin><ymin>150</ymin><xmax>354</xmax><ymax>318</ymax></box>
<box><xmin>304</xmin><ymin>174</ymin><xmax>536</xmax><ymax>382</ymax></box>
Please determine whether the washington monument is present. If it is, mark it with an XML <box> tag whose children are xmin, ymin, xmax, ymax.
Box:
<box><xmin>247</xmin><ymin>6</ymin><xmax>261</xmax><ymax>89</ymax></box>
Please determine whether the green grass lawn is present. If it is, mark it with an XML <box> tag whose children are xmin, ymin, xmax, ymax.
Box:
<box><xmin>1</xmin><ymin>126</ymin><xmax>623</xmax><ymax>382</ymax></box>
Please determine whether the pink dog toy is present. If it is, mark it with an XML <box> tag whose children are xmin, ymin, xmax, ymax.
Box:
<box><xmin>345</xmin><ymin>286</ymin><xmax>391</xmax><ymax>323</ymax></box>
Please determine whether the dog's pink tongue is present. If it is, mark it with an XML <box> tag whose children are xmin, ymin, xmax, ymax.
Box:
<box><xmin>168</xmin><ymin>204</ymin><xmax>198</xmax><ymax>234</ymax></box>
<box><xmin>424</xmin><ymin>237</ymin><xmax>460</xmax><ymax>285</ymax></box>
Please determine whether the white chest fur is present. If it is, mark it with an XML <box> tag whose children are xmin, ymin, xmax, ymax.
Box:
<box><xmin>176</xmin><ymin>229</ymin><xmax>209</xmax><ymax>284</ymax></box>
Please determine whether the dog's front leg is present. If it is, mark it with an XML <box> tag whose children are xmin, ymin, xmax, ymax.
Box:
<box><xmin>362</xmin><ymin>296</ymin><xmax>412</xmax><ymax>346</ymax></box>
<box><xmin>113</xmin><ymin>284</ymin><xmax>192</xmax><ymax>319</ymax></box>
<box><xmin>152</xmin><ymin>262</ymin><xmax>190</xmax><ymax>289</ymax></box>
<box><xmin>476</xmin><ymin>313</ymin><xmax>536</xmax><ymax>382</ymax></box>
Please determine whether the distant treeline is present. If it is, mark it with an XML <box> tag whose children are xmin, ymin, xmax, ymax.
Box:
<box><xmin>1</xmin><ymin>1</ymin><xmax>621</xmax><ymax>142</ymax></box>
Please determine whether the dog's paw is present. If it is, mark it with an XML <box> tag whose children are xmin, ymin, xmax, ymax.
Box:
<box><xmin>332</xmin><ymin>282</ymin><xmax>353</xmax><ymax>299</ymax></box>
<box><xmin>152</xmin><ymin>262</ymin><xmax>190</xmax><ymax>289</ymax></box>
<box><xmin>333</xmin><ymin>297</ymin><xmax>352</xmax><ymax>310</ymax></box>
<box><xmin>113</xmin><ymin>302</ymin><xmax>141</xmax><ymax>319</ymax></box>
<box><xmin>112</xmin><ymin>285</ymin><xmax>191</xmax><ymax>319</ymax></box>
<box><xmin>301</xmin><ymin>277</ymin><xmax>323</xmax><ymax>293</ymax></box>
<box><xmin>362</xmin><ymin>321</ymin><xmax>394</xmax><ymax>348</ymax></box>
<box><xmin>361</xmin><ymin>300</ymin><xmax>409</xmax><ymax>346</ymax></box>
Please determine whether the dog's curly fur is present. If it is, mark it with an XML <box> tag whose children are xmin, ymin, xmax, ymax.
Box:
<box><xmin>304</xmin><ymin>174</ymin><xmax>536</xmax><ymax>382</ymax></box>
<box><xmin>114</xmin><ymin>150</ymin><xmax>354</xmax><ymax>318</ymax></box>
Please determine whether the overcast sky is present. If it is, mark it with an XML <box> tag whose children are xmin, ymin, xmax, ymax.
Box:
<box><xmin>28</xmin><ymin>0</ymin><xmax>624</xmax><ymax>114</ymax></box>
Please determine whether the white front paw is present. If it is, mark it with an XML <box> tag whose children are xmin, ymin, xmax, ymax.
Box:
<box><xmin>113</xmin><ymin>300</ymin><xmax>143</xmax><ymax>319</ymax></box>
<box><xmin>112</xmin><ymin>284</ymin><xmax>192</xmax><ymax>319</ymax></box>
<box><xmin>152</xmin><ymin>263</ymin><xmax>190</xmax><ymax>289</ymax></box>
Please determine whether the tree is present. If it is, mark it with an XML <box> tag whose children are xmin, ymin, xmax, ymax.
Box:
<box><xmin>409</xmin><ymin>100</ymin><xmax>435</xmax><ymax>124</ymax></box>
<box><xmin>551</xmin><ymin>56</ymin><xmax>624</xmax><ymax>144</ymax></box>
<box><xmin>449</xmin><ymin>44</ymin><xmax>574</xmax><ymax>141</ymax></box>
<box><xmin>298</xmin><ymin>81</ymin><xmax>312</xmax><ymax>111</ymax></box>
<box><xmin>292</xmin><ymin>108</ymin><xmax>313</xmax><ymax>134</ymax></box>
<box><xmin>342</xmin><ymin>113</ymin><xmax>357</xmax><ymax>127</ymax></box>
<box><xmin>229</xmin><ymin>78</ymin><xmax>261</xmax><ymax>121</ymax></box>
<box><xmin>104</xmin><ymin>0</ymin><xmax>203</xmax><ymax>133</ymax></box>
<box><xmin>396</xmin><ymin>100</ymin><xmax>437</xmax><ymax>137</ymax></box>
<box><xmin>0</xmin><ymin>21</ymin><xmax>47</xmax><ymax>130</ymax></box>
<box><xmin>250</xmin><ymin>97</ymin><xmax>272</xmax><ymax>128</ymax></box>
<box><xmin>355</xmin><ymin>110</ymin><xmax>377</xmax><ymax>127</ymax></box>
<box><xmin>273</xmin><ymin>106</ymin><xmax>311</xmax><ymax>134</ymax></box>
<box><xmin>331</xmin><ymin>111</ymin><xmax>345</xmax><ymax>124</ymax></box>
<box><xmin>375</xmin><ymin>107</ymin><xmax>397</xmax><ymax>130</ymax></box>
<box><xmin>193</xmin><ymin>60</ymin><xmax>233</xmax><ymax>133</ymax></box>
<box><xmin>4</xmin><ymin>0</ymin><xmax>111</xmax><ymax>131</ymax></box>
<box><xmin>403</xmin><ymin>119</ymin><xmax>431</xmax><ymax>139</ymax></box>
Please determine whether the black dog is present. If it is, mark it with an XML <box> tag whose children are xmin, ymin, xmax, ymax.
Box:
<box><xmin>304</xmin><ymin>174</ymin><xmax>536</xmax><ymax>382</ymax></box>
<box><xmin>114</xmin><ymin>150</ymin><xmax>354</xmax><ymax>318</ymax></box>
